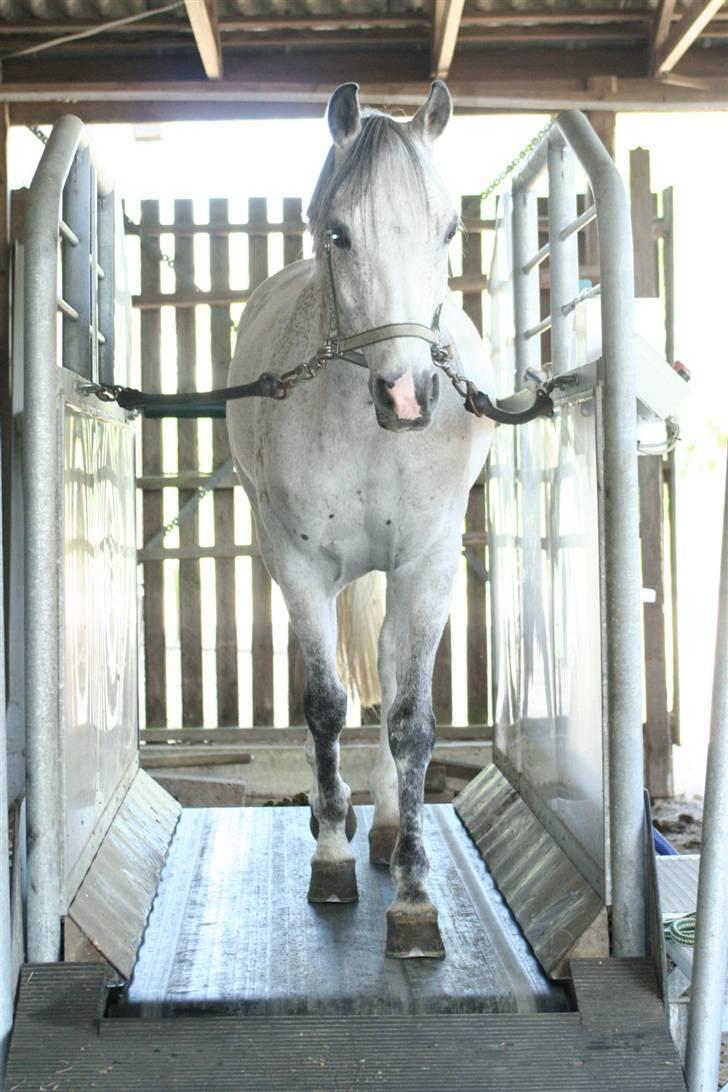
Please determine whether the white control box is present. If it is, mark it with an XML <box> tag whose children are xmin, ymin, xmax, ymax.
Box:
<box><xmin>574</xmin><ymin>297</ymin><xmax>689</xmax><ymax>421</ymax></box>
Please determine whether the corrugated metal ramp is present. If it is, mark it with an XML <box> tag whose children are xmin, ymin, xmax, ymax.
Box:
<box><xmin>125</xmin><ymin>804</ymin><xmax>566</xmax><ymax>1016</ymax></box>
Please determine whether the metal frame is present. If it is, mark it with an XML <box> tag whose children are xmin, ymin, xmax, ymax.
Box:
<box><xmin>23</xmin><ymin>116</ymin><xmax>121</xmax><ymax>961</ymax></box>
<box><xmin>1</xmin><ymin>473</ymin><xmax>11</xmax><ymax>1092</ymax></box>
<box><xmin>684</xmin><ymin>449</ymin><xmax>728</xmax><ymax>1091</ymax></box>
<box><xmin>506</xmin><ymin>111</ymin><xmax>645</xmax><ymax>958</ymax></box>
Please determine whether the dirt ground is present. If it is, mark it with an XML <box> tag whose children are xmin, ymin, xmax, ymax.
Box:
<box><xmin>652</xmin><ymin>794</ymin><xmax>703</xmax><ymax>853</ymax></box>
<box><xmin>652</xmin><ymin>794</ymin><xmax>728</xmax><ymax>1089</ymax></box>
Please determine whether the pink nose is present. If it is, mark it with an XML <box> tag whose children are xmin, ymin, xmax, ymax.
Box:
<box><xmin>387</xmin><ymin>368</ymin><xmax>420</xmax><ymax>420</ymax></box>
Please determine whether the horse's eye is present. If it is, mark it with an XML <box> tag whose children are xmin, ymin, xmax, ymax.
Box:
<box><xmin>330</xmin><ymin>227</ymin><xmax>351</xmax><ymax>250</ymax></box>
<box><xmin>445</xmin><ymin>225</ymin><xmax>458</xmax><ymax>244</ymax></box>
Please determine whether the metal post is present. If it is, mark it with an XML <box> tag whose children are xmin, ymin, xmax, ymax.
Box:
<box><xmin>512</xmin><ymin>185</ymin><xmax>541</xmax><ymax>388</ymax></box>
<box><xmin>547</xmin><ymin>132</ymin><xmax>579</xmax><ymax>377</ymax></box>
<box><xmin>24</xmin><ymin>114</ymin><xmax>86</xmax><ymax>962</ymax></box>
<box><xmin>97</xmin><ymin>191</ymin><xmax>117</xmax><ymax>386</ymax></box>
<box><xmin>685</xmin><ymin>451</ymin><xmax>728</xmax><ymax>1092</ymax></box>
<box><xmin>61</xmin><ymin>143</ymin><xmax>92</xmax><ymax>380</ymax></box>
<box><xmin>556</xmin><ymin>110</ymin><xmax>646</xmax><ymax>957</ymax></box>
<box><xmin>1</xmin><ymin>466</ymin><xmax>11</xmax><ymax>1092</ymax></box>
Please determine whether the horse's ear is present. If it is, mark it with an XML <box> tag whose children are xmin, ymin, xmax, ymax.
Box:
<box><xmin>410</xmin><ymin>81</ymin><xmax>452</xmax><ymax>145</ymax></box>
<box><xmin>327</xmin><ymin>83</ymin><xmax>362</xmax><ymax>148</ymax></box>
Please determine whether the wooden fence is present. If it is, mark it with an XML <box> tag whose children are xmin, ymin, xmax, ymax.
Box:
<box><xmin>126</xmin><ymin>194</ymin><xmax>492</xmax><ymax>733</ymax></box>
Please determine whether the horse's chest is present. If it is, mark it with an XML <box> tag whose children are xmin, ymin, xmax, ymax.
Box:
<box><xmin>260</xmin><ymin>421</ymin><xmax>466</xmax><ymax>576</ymax></box>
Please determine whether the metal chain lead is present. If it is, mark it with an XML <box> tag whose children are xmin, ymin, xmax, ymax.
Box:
<box><xmin>480</xmin><ymin>117</ymin><xmax>555</xmax><ymax>203</ymax></box>
<box><xmin>431</xmin><ymin>346</ymin><xmax>481</xmax><ymax>413</ymax></box>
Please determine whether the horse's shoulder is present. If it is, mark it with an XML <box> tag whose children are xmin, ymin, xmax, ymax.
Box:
<box><xmin>246</xmin><ymin>258</ymin><xmax>315</xmax><ymax>319</ymax></box>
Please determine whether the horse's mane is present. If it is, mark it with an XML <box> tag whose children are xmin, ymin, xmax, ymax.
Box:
<box><xmin>307</xmin><ymin>111</ymin><xmax>428</xmax><ymax>253</ymax></box>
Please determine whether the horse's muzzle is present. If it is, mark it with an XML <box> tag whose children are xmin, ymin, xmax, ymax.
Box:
<box><xmin>371</xmin><ymin>370</ymin><xmax>440</xmax><ymax>432</ymax></box>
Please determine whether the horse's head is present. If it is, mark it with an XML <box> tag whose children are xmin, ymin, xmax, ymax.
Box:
<box><xmin>308</xmin><ymin>81</ymin><xmax>458</xmax><ymax>432</ymax></box>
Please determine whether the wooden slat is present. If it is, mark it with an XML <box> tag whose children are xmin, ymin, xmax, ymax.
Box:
<box><xmin>630</xmin><ymin>150</ymin><xmax>672</xmax><ymax>795</ymax></box>
<box><xmin>126</xmin><ymin>219</ymin><xmax>306</xmax><ymax>237</ymax></box>
<box><xmin>184</xmin><ymin>0</ymin><xmax>222</xmax><ymax>79</ymax></box>
<box><xmin>465</xmin><ymin>482</ymin><xmax>488</xmax><ymax>726</ymax></box>
<box><xmin>461</xmin><ymin>196</ymin><xmax>488</xmax><ymax>727</ymax></box>
<box><xmin>639</xmin><ymin>456</ymin><xmax>672</xmax><ymax>797</ymax></box>
<box><xmin>661</xmin><ymin>185</ymin><xmax>680</xmax><ymax>747</ymax></box>
<box><xmin>133</xmin><ymin>288</ymin><xmax>250</xmax><ymax>309</ymax></box>
<box><xmin>629</xmin><ymin>148</ymin><xmax>659</xmax><ymax>298</ymax></box>
<box><xmin>140</xmin><ymin>724</ymin><xmax>490</xmax><ymax>744</ymax></box>
<box><xmin>654</xmin><ymin>0</ymin><xmax>728</xmax><ymax>73</ymax></box>
<box><xmin>282</xmin><ymin>196</ymin><xmax>307</xmax><ymax>726</ymax></box>
<box><xmin>432</xmin><ymin>622</ymin><xmax>452</xmax><ymax>725</ymax></box>
<box><xmin>210</xmin><ymin>197</ymin><xmax>239</xmax><ymax>726</ymax></box>
<box><xmin>139</xmin><ymin>544</ymin><xmax>257</xmax><ymax>562</ymax></box>
<box><xmin>175</xmin><ymin>199</ymin><xmax>203</xmax><ymax>727</ymax></box>
<box><xmin>130</xmin><ymin>274</ymin><xmax>488</xmax><ymax>311</ymax></box>
<box><xmin>248</xmin><ymin>197</ymin><xmax>274</xmax><ymax>726</ymax></box>
<box><xmin>140</xmin><ymin>199</ymin><xmax>167</xmax><ymax>728</ymax></box>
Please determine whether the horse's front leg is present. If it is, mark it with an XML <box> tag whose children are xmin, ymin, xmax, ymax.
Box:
<box><xmin>278</xmin><ymin>565</ymin><xmax>358</xmax><ymax>904</ymax></box>
<box><xmin>368</xmin><ymin>595</ymin><xmax>399</xmax><ymax>864</ymax></box>
<box><xmin>384</xmin><ymin>542</ymin><xmax>459</xmax><ymax>960</ymax></box>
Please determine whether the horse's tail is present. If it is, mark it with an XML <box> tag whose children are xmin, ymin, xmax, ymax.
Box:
<box><xmin>336</xmin><ymin>573</ymin><xmax>385</xmax><ymax>709</ymax></box>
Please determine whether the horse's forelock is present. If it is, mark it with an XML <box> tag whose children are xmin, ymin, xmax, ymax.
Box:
<box><xmin>307</xmin><ymin>112</ymin><xmax>429</xmax><ymax>253</ymax></box>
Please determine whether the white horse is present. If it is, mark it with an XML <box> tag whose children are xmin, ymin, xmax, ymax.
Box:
<box><xmin>228</xmin><ymin>81</ymin><xmax>494</xmax><ymax>959</ymax></box>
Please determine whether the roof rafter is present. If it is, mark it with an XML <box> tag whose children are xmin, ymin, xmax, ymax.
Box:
<box><xmin>183</xmin><ymin>0</ymin><xmax>222</xmax><ymax>79</ymax></box>
<box><xmin>431</xmin><ymin>0</ymin><xmax>465</xmax><ymax>79</ymax></box>
<box><xmin>653</xmin><ymin>0</ymin><xmax>728</xmax><ymax>73</ymax></box>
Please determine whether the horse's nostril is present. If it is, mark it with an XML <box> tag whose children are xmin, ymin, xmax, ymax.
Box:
<box><xmin>386</xmin><ymin>380</ymin><xmax>395</xmax><ymax>390</ymax></box>
<box><xmin>374</xmin><ymin>377</ymin><xmax>394</xmax><ymax>408</ymax></box>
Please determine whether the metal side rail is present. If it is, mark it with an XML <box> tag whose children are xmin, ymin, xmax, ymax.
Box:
<box><xmin>5</xmin><ymin>959</ymin><xmax>685</xmax><ymax>1091</ymax></box>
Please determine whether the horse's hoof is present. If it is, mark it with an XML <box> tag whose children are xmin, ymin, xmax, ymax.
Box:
<box><xmin>368</xmin><ymin>825</ymin><xmax>399</xmax><ymax>865</ymax></box>
<box><xmin>309</xmin><ymin>803</ymin><xmax>357</xmax><ymax>842</ymax></box>
<box><xmin>385</xmin><ymin>904</ymin><xmax>446</xmax><ymax>959</ymax></box>
<box><xmin>308</xmin><ymin>858</ymin><xmax>358</xmax><ymax>904</ymax></box>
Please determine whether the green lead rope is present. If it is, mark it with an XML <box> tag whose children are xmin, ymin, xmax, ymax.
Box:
<box><xmin>663</xmin><ymin>912</ymin><xmax>697</xmax><ymax>946</ymax></box>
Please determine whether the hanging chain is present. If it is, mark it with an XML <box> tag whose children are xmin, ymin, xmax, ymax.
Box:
<box><xmin>28</xmin><ymin>125</ymin><xmax>49</xmax><ymax>146</ymax></box>
<box><xmin>480</xmin><ymin>117</ymin><xmax>555</xmax><ymax>203</ymax></box>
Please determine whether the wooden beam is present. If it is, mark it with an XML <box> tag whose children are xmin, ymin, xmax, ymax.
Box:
<box><xmin>432</xmin><ymin>0</ymin><xmax>465</xmax><ymax>78</ymax></box>
<box><xmin>653</xmin><ymin>0</ymin><xmax>679</xmax><ymax>54</ymax></box>
<box><xmin>1</xmin><ymin>9</ymin><xmax>727</xmax><ymax>34</ymax></box>
<box><xmin>8</xmin><ymin>73</ymin><xmax>728</xmax><ymax>118</ymax></box>
<box><xmin>183</xmin><ymin>0</ymin><xmax>222</xmax><ymax>79</ymax></box>
<box><xmin>654</xmin><ymin>0</ymin><xmax>728</xmax><ymax>73</ymax></box>
<box><xmin>651</xmin><ymin>0</ymin><xmax>678</xmax><ymax>74</ymax></box>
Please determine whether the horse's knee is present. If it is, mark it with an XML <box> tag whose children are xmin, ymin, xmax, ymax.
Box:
<box><xmin>388</xmin><ymin>697</ymin><xmax>436</xmax><ymax>762</ymax></box>
<box><xmin>304</xmin><ymin>674</ymin><xmax>347</xmax><ymax>739</ymax></box>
